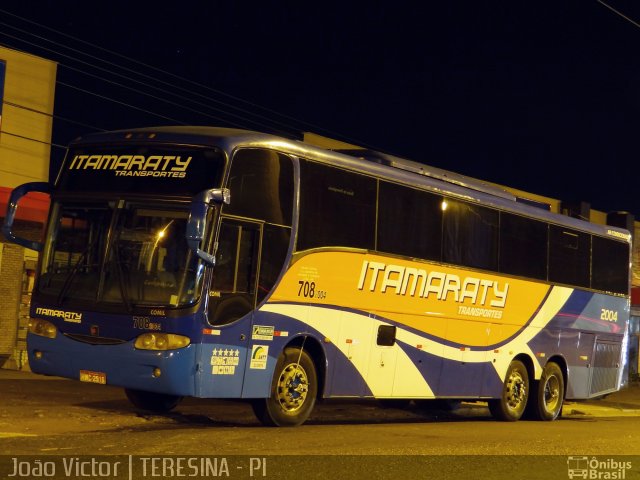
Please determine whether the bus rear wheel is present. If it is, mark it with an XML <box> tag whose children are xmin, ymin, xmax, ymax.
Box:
<box><xmin>530</xmin><ymin>362</ymin><xmax>564</xmax><ymax>421</ymax></box>
<box><xmin>252</xmin><ymin>346</ymin><xmax>317</xmax><ymax>427</ymax></box>
<box><xmin>124</xmin><ymin>388</ymin><xmax>183</xmax><ymax>413</ymax></box>
<box><xmin>489</xmin><ymin>359</ymin><xmax>529</xmax><ymax>421</ymax></box>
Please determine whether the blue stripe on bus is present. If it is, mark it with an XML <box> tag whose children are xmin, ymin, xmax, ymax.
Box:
<box><xmin>546</xmin><ymin>289</ymin><xmax>626</xmax><ymax>333</ymax></box>
<box><xmin>395</xmin><ymin>340</ymin><xmax>504</xmax><ymax>398</ymax></box>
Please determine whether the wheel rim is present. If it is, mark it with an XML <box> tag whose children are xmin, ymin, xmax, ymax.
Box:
<box><xmin>275</xmin><ymin>362</ymin><xmax>309</xmax><ymax>413</ymax></box>
<box><xmin>505</xmin><ymin>369</ymin><xmax>527</xmax><ymax>412</ymax></box>
<box><xmin>543</xmin><ymin>374</ymin><xmax>561</xmax><ymax>413</ymax></box>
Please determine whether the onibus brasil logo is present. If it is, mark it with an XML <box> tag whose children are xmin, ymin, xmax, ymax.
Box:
<box><xmin>567</xmin><ymin>457</ymin><xmax>632</xmax><ymax>479</ymax></box>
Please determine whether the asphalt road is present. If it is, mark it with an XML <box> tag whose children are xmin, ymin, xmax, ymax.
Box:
<box><xmin>2</xmin><ymin>369</ymin><xmax>640</xmax><ymax>479</ymax></box>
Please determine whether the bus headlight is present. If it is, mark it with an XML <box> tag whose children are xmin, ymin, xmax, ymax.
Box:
<box><xmin>29</xmin><ymin>319</ymin><xmax>58</xmax><ymax>338</ymax></box>
<box><xmin>134</xmin><ymin>333</ymin><xmax>191</xmax><ymax>350</ymax></box>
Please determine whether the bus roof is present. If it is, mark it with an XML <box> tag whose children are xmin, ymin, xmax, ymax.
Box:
<box><xmin>70</xmin><ymin>126</ymin><xmax>631</xmax><ymax>242</ymax></box>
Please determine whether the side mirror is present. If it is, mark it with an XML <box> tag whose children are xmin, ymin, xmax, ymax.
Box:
<box><xmin>186</xmin><ymin>188</ymin><xmax>230</xmax><ymax>265</ymax></box>
<box><xmin>2</xmin><ymin>182</ymin><xmax>51</xmax><ymax>251</ymax></box>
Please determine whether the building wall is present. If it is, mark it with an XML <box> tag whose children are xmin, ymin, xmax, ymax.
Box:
<box><xmin>634</xmin><ymin>224</ymin><xmax>640</xmax><ymax>288</ymax></box>
<box><xmin>0</xmin><ymin>46</ymin><xmax>56</xmax><ymax>187</ymax></box>
<box><xmin>0</xmin><ymin>243</ymin><xmax>23</xmax><ymax>357</ymax></box>
<box><xmin>0</xmin><ymin>47</ymin><xmax>56</xmax><ymax>369</ymax></box>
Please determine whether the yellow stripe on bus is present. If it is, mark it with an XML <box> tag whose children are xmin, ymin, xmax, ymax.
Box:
<box><xmin>271</xmin><ymin>250</ymin><xmax>552</xmax><ymax>347</ymax></box>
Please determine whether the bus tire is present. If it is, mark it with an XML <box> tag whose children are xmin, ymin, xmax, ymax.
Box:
<box><xmin>124</xmin><ymin>388</ymin><xmax>183</xmax><ymax>413</ymax></box>
<box><xmin>531</xmin><ymin>362</ymin><xmax>564</xmax><ymax>421</ymax></box>
<box><xmin>252</xmin><ymin>346</ymin><xmax>317</xmax><ymax>427</ymax></box>
<box><xmin>488</xmin><ymin>359</ymin><xmax>529</xmax><ymax>421</ymax></box>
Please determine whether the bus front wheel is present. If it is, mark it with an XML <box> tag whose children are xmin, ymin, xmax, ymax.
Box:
<box><xmin>252</xmin><ymin>346</ymin><xmax>317</xmax><ymax>427</ymax></box>
<box><xmin>489</xmin><ymin>360</ymin><xmax>529</xmax><ymax>421</ymax></box>
<box><xmin>124</xmin><ymin>388</ymin><xmax>183</xmax><ymax>413</ymax></box>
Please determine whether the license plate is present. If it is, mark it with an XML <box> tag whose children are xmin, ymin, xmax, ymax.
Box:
<box><xmin>79</xmin><ymin>370</ymin><xmax>107</xmax><ymax>384</ymax></box>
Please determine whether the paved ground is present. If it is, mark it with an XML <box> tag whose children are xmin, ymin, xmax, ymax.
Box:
<box><xmin>2</xmin><ymin>367</ymin><xmax>640</xmax><ymax>420</ymax></box>
<box><xmin>4</xmin><ymin>367</ymin><xmax>640</xmax><ymax>480</ymax></box>
<box><xmin>571</xmin><ymin>380</ymin><xmax>640</xmax><ymax>414</ymax></box>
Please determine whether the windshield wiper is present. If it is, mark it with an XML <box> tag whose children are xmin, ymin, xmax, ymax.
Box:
<box><xmin>56</xmin><ymin>238</ymin><xmax>100</xmax><ymax>305</ymax></box>
<box><xmin>110</xmin><ymin>240</ymin><xmax>133</xmax><ymax>313</ymax></box>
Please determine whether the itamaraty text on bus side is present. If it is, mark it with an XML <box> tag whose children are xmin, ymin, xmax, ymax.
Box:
<box><xmin>357</xmin><ymin>260</ymin><xmax>509</xmax><ymax>308</ymax></box>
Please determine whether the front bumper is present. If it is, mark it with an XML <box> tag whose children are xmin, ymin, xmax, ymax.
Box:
<box><xmin>27</xmin><ymin>332</ymin><xmax>196</xmax><ymax>397</ymax></box>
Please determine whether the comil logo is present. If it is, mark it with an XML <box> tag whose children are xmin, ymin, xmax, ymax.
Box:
<box><xmin>567</xmin><ymin>456</ymin><xmax>632</xmax><ymax>479</ymax></box>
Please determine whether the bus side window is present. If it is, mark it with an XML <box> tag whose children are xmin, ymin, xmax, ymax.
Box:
<box><xmin>591</xmin><ymin>235</ymin><xmax>629</xmax><ymax>294</ymax></box>
<box><xmin>499</xmin><ymin>212</ymin><xmax>548</xmax><ymax>280</ymax></box>
<box><xmin>442</xmin><ymin>199</ymin><xmax>499</xmax><ymax>271</ymax></box>
<box><xmin>220</xmin><ymin>148</ymin><xmax>294</xmax><ymax>304</ymax></box>
<box><xmin>377</xmin><ymin>181</ymin><xmax>442</xmax><ymax>261</ymax></box>
<box><xmin>224</xmin><ymin>149</ymin><xmax>293</xmax><ymax>226</ymax></box>
<box><xmin>208</xmin><ymin>221</ymin><xmax>260</xmax><ymax>325</ymax></box>
<box><xmin>257</xmin><ymin>224</ymin><xmax>290</xmax><ymax>304</ymax></box>
<box><xmin>548</xmin><ymin>225</ymin><xmax>590</xmax><ymax>289</ymax></box>
<box><xmin>297</xmin><ymin>160</ymin><xmax>376</xmax><ymax>250</ymax></box>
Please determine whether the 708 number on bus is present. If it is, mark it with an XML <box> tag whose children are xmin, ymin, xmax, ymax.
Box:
<box><xmin>298</xmin><ymin>281</ymin><xmax>327</xmax><ymax>300</ymax></box>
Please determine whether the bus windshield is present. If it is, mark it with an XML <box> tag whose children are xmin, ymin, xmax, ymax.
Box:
<box><xmin>38</xmin><ymin>199</ymin><xmax>206</xmax><ymax>310</ymax></box>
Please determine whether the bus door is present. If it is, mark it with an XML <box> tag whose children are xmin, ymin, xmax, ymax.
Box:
<box><xmin>327</xmin><ymin>312</ymin><xmax>374</xmax><ymax>397</ymax></box>
<box><xmin>196</xmin><ymin>217</ymin><xmax>262</xmax><ymax>398</ymax></box>
<box><xmin>562</xmin><ymin>331</ymin><xmax>595</xmax><ymax>398</ymax></box>
<box><xmin>367</xmin><ymin>320</ymin><xmax>399</xmax><ymax>397</ymax></box>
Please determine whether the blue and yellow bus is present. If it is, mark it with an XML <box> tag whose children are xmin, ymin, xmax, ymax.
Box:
<box><xmin>3</xmin><ymin>127</ymin><xmax>631</xmax><ymax>426</ymax></box>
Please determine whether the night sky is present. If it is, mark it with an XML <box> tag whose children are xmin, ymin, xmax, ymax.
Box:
<box><xmin>2</xmin><ymin>1</ymin><xmax>640</xmax><ymax>216</ymax></box>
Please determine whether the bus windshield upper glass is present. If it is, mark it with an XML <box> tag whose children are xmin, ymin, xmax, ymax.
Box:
<box><xmin>39</xmin><ymin>199</ymin><xmax>208</xmax><ymax>310</ymax></box>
